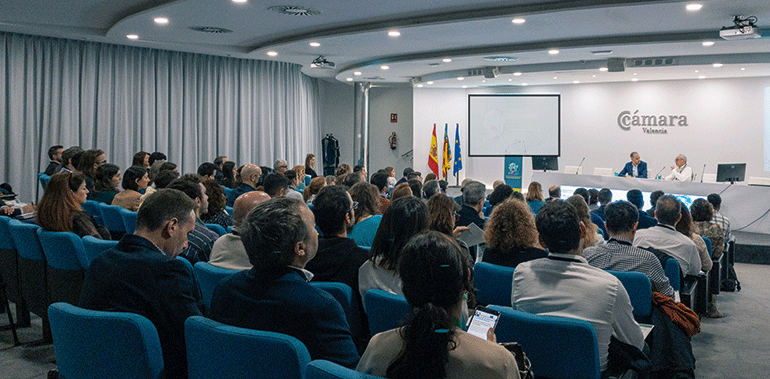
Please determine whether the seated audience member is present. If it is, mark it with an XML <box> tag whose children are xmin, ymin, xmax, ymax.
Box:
<box><xmin>370</xmin><ymin>172</ymin><xmax>390</xmax><ymax>212</ymax></box>
<box><xmin>510</xmin><ymin>190</ymin><xmax>525</xmax><ymax>202</ymax></box>
<box><xmin>358</xmin><ymin>196</ymin><xmax>428</xmax><ymax>299</ymax></box>
<box><xmin>353</xmin><ymin>165</ymin><xmax>367</xmax><ymax>180</ymax></box>
<box><xmin>325</xmin><ymin>175</ymin><xmax>336</xmax><ymax>186</ymax></box>
<box><xmin>305</xmin><ymin>154</ymin><xmax>318</xmax><ymax>178</ymax></box>
<box><xmin>197</xmin><ymin>162</ymin><xmax>217</xmax><ymax>182</ymax></box>
<box><xmin>153</xmin><ymin>170</ymin><xmax>179</xmax><ymax>189</ymax></box>
<box><xmin>111</xmin><ymin>166</ymin><xmax>149</xmax><ymax>211</ymax></box>
<box><xmin>525</xmin><ymin>181</ymin><xmax>546</xmax><ymax>214</ymax></box>
<box><xmin>389</xmin><ymin>182</ymin><xmax>413</xmax><ymax>202</ymax></box>
<box><xmin>647</xmin><ymin>190</ymin><xmax>664</xmax><ymax>217</ymax></box>
<box><xmin>395</xmin><ymin>167</ymin><xmax>413</xmax><ymax>186</ymax></box>
<box><xmin>36</xmin><ymin>171</ymin><xmax>110</xmax><ymax>239</ymax></box>
<box><xmin>78</xmin><ymin>149</ymin><xmax>106</xmax><ymax>192</ymax></box>
<box><xmin>422</xmin><ymin>179</ymin><xmax>441</xmax><ymax>200</ymax></box>
<box><xmin>167</xmin><ymin>177</ymin><xmax>219</xmax><ymax>264</ymax></box>
<box><xmin>588</xmin><ymin>188</ymin><xmax>600</xmax><ymax>211</ymax></box>
<box><xmin>209</xmin><ymin>191</ymin><xmax>271</xmax><ymax>270</ymax></box>
<box><xmin>385</xmin><ymin>167</ymin><xmax>397</xmax><ymax>188</ymax></box>
<box><xmin>424</xmin><ymin>172</ymin><xmax>437</xmax><ymax>182</ymax></box>
<box><xmin>159</xmin><ymin>161</ymin><xmax>177</xmax><ymax>173</ymax></box>
<box><xmin>513</xmin><ymin>200</ymin><xmax>644</xmax><ymax>373</ymax></box>
<box><xmin>291</xmin><ymin>165</ymin><xmax>307</xmax><ymax>190</ymax></box>
<box><xmin>283</xmin><ymin>169</ymin><xmax>305</xmax><ymax>200</ymax></box>
<box><xmin>148</xmin><ymin>160</ymin><xmax>164</xmax><ymax>183</ymax></box>
<box><xmin>132</xmin><ymin>151</ymin><xmax>150</xmax><ymax>169</ymax></box>
<box><xmin>348</xmin><ymin>182</ymin><xmax>383</xmax><ymax>247</ymax></box>
<box><xmin>90</xmin><ymin>163</ymin><xmax>121</xmax><ymax>204</ymax></box>
<box><xmin>200</xmin><ymin>180</ymin><xmax>233</xmax><ymax>229</ymax></box>
<box><xmin>574</xmin><ymin>187</ymin><xmax>608</xmax><ymax>238</ymax></box>
<box><xmin>582</xmin><ymin>201</ymin><xmax>674</xmax><ymax>298</ymax></box>
<box><xmin>221</xmin><ymin>161</ymin><xmax>237</xmax><ymax>188</ymax></box>
<box><xmin>626</xmin><ymin>189</ymin><xmax>658</xmax><ymax>230</ymax></box>
<box><xmin>303</xmin><ymin>176</ymin><xmax>326</xmax><ymax>204</ymax></box>
<box><xmin>227</xmin><ymin>164</ymin><xmax>261</xmax><ymax>206</ymax></box>
<box><xmin>407</xmin><ymin>178</ymin><xmax>422</xmax><ymax>201</ymax></box>
<box><xmin>79</xmin><ymin>189</ymin><xmax>202</xmax><ymax>379</ymax></box>
<box><xmin>264</xmin><ymin>172</ymin><xmax>290</xmax><ymax>198</ymax></box>
<box><xmin>335</xmin><ymin>163</ymin><xmax>353</xmax><ymax>178</ymax></box>
<box><xmin>633</xmin><ymin>195</ymin><xmax>701</xmax><ymax>276</ymax></box>
<box><xmin>457</xmin><ymin>181</ymin><xmax>486</xmax><ymax>229</ymax></box>
<box><xmin>675</xmin><ymin>203</ymin><xmax>712</xmax><ymax>273</ymax></box>
<box><xmin>406</xmin><ymin>171</ymin><xmax>422</xmax><ymax>183</ymax></box>
<box><xmin>426</xmin><ymin>193</ymin><xmax>465</xmax><ymax>241</ymax></box>
<box><xmin>566</xmin><ymin>195</ymin><xmax>602</xmax><ymax>247</ymax></box>
<box><xmin>273</xmin><ymin>159</ymin><xmax>289</xmax><ymax>174</ymax></box>
<box><xmin>213</xmin><ymin>156</ymin><xmax>227</xmax><ymax>184</ymax></box>
<box><xmin>482</xmin><ymin>198</ymin><xmax>547</xmax><ymax>268</ymax></box>
<box><xmin>665</xmin><ymin>154</ymin><xmax>693</xmax><ymax>181</ymax></box>
<box><xmin>591</xmin><ymin>188</ymin><xmax>612</xmax><ymax>221</ymax></box>
<box><xmin>690</xmin><ymin>199</ymin><xmax>725</xmax><ymax>318</ymax></box>
<box><xmin>438</xmin><ymin>179</ymin><xmax>448</xmax><ymax>195</ymax></box>
<box><xmin>546</xmin><ymin>185</ymin><xmax>561</xmax><ymax>202</ymax></box>
<box><xmin>357</xmin><ymin>231</ymin><xmax>519</xmax><ymax>379</ymax></box>
<box><xmin>618</xmin><ymin>151</ymin><xmax>648</xmax><ymax>178</ymax></box>
<box><xmin>707</xmin><ymin>193</ymin><xmax>732</xmax><ymax>245</ymax></box>
<box><xmin>209</xmin><ymin>197</ymin><xmax>359</xmax><ymax>368</ymax></box>
<box><xmin>341</xmin><ymin>171</ymin><xmax>364</xmax><ymax>189</ymax></box>
<box><xmin>55</xmin><ymin>146</ymin><xmax>83</xmax><ymax>173</ymax></box>
<box><xmin>148</xmin><ymin>151</ymin><xmax>166</xmax><ymax>166</ymax></box>
<box><xmin>44</xmin><ymin>145</ymin><xmax>63</xmax><ymax>175</ymax></box>
<box><xmin>488</xmin><ymin>184</ymin><xmax>513</xmax><ymax>211</ymax></box>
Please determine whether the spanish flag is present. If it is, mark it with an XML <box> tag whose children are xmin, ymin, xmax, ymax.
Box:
<box><xmin>442</xmin><ymin>124</ymin><xmax>452</xmax><ymax>179</ymax></box>
<box><xmin>428</xmin><ymin>124</ymin><xmax>439</xmax><ymax>176</ymax></box>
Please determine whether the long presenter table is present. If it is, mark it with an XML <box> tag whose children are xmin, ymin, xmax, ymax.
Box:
<box><xmin>532</xmin><ymin>172</ymin><xmax>770</xmax><ymax>245</ymax></box>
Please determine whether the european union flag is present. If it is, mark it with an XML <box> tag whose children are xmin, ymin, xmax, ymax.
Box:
<box><xmin>453</xmin><ymin>123</ymin><xmax>462</xmax><ymax>176</ymax></box>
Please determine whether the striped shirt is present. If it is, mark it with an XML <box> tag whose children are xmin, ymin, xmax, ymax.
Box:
<box><xmin>582</xmin><ymin>237</ymin><xmax>674</xmax><ymax>298</ymax></box>
<box><xmin>180</xmin><ymin>218</ymin><xmax>219</xmax><ymax>264</ymax></box>
<box><xmin>713</xmin><ymin>211</ymin><xmax>732</xmax><ymax>243</ymax></box>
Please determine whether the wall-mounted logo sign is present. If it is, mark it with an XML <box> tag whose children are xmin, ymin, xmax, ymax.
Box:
<box><xmin>617</xmin><ymin>110</ymin><xmax>688</xmax><ymax>134</ymax></box>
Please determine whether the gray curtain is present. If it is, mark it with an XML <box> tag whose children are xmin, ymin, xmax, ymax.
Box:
<box><xmin>1</xmin><ymin>32</ymin><xmax>320</xmax><ymax>202</ymax></box>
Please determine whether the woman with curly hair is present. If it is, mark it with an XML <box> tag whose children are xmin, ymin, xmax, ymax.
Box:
<box><xmin>90</xmin><ymin>163</ymin><xmax>121</xmax><ymax>204</ymax></box>
<box><xmin>690</xmin><ymin>198</ymin><xmax>725</xmax><ymax>318</ymax></box>
<box><xmin>201</xmin><ymin>180</ymin><xmax>233</xmax><ymax>229</ymax></box>
<box><xmin>36</xmin><ymin>171</ymin><xmax>110</xmax><ymax>239</ymax></box>
<box><xmin>348</xmin><ymin>182</ymin><xmax>382</xmax><ymax>247</ymax></box>
<box><xmin>483</xmin><ymin>198</ymin><xmax>546</xmax><ymax>268</ymax></box>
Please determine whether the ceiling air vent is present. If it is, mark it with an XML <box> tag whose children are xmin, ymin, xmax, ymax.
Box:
<box><xmin>189</xmin><ymin>26</ymin><xmax>234</xmax><ymax>34</ymax></box>
<box><xmin>268</xmin><ymin>5</ymin><xmax>322</xmax><ymax>16</ymax></box>
<box><xmin>483</xmin><ymin>56</ymin><xmax>516</xmax><ymax>62</ymax></box>
<box><xmin>628</xmin><ymin>57</ymin><xmax>677</xmax><ymax>67</ymax></box>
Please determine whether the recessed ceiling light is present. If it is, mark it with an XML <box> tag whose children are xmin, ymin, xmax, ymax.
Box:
<box><xmin>309</xmin><ymin>42</ymin><xmax>321</xmax><ymax>47</ymax></box>
<box><xmin>702</xmin><ymin>41</ymin><xmax>714</xmax><ymax>47</ymax></box>
<box><xmin>548</xmin><ymin>49</ymin><xmax>559</xmax><ymax>55</ymax></box>
<box><xmin>514</xmin><ymin>72</ymin><xmax>522</xmax><ymax>76</ymax></box>
<box><xmin>126</xmin><ymin>34</ymin><xmax>139</xmax><ymax>40</ymax></box>
<box><xmin>512</xmin><ymin>18</ymin><xmax>526</xmax><ymax>24</ymax></box>
<box><xmin>388</xmin><ymin>31</ymin><xmax>401</xmax><ymax>37</ymax></box>
<box><xmin>573</xmin><ymin>81</ymin><xmax>580</xmax><ymax>84</ymax></box>
<box><xmin>267</xmin><ymin>51</ymin><xmax>278</xmax><ymax>56</ymax></box>
<box><xmin>694</xmin><ymin>70</ymin><xmax>699</xmax><ymax>73</ymax></box>
<box><xmin>233</xmin><ymin>0</ymin><xmax>247</xmax><ymax>3</ymax></box>
<box><xmin>462</xmin><ymin>85</ymin><xmax>468</xmax><ymax>88</ymax></box>
<box><xmin>154</xmin><ymin>17</ymin><xmax>169</xmax><ymax>25</ymax></box>
<box><xmin>508</xmin><ymin>79</ymin><xmax>512</xmax><ymax>82</ymax></box>
<box><xmin>553</xmin><ymin>76</ymin><xmax>557</xmax><ymax>79</ymax></box>
<box><xmin>442</xmin><ymin>58</ymin><xmax>452</xmax><ymax>63</ymax></box>
<box><xmin>633</xmin><ymin>73</ymin><xmax>637</xmax><ymax>75</ymax></box>
<box><xmin>353</xmin><ymin>71</ymin><xmax>362</xmax><ymax>76</ymax></box>
<box><xmin>741</xmin><ymin>67</ymin><xmax>746</xmax><ymax>71</ymax></box>
<box><xmin>381</xmin><ymin>65</ymin><xmax>389</xmax><ymax>70</ymax></box>
<box><xmin>591</xmin><ymin>50</ymin><xmax>613</xmax><ymax>56</ymax></box>
<box><xmin>592</xmin><ymin>75</ymin><xmax>596</xmax><ymax>77</ymax></box>
<box><xmin>417</xmin><ymin>84</ymin><xmax>423</xmax><ymax>87</ymax></box>
<box><xmin>521</xmin><ymin>83</ymin><xmax>528</xmax><ymax>86</ymax></box>
<box><xmin>631</xmin><ymin>78</ymin><xmax>639</xmax><ymax>82</ymax></box>
<box><xmin>427</xmin><ymin>81</ymin><xmax>434</xmax><ymax>84</ymax></box>
<box><xmin>698</xmin><ymin>75</ymin><xmax>706</xmax><ymax>79</ymax></box>
<box><xmin>686</xmin><ymin>3</ymin><xmax>702</xmax><ymax>11</ymax></box>
<box><xmin>482</xmin><ymin>80</ymin><xmax>486</xmax><ymax>83</ymax></box>
<box><xmin>346</xmin><ymin>78</ymin><xmax>353</xmax><ymax>82</ymax></box>
<box><xmin>599</xmin><ymin>67</ymin><xmax>608</xmax><ymax>72</ymax></box>
<box><xmin>457</xmin><ymin>77</ymin><xmax>464</xmax><ymax>80</ymax></box>
<box><xmin>713</xmin><ymin>63</ymin><xmax>723</xmax><ymax>68</ymax></box>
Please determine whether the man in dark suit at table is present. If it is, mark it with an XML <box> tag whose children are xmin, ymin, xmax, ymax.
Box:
<box><xmin>79</xmin><ymin>189</ymin><xmax>203</xmax><ymax>379</ymax></box>
<box><xmin>618</xmin><ymin>151</ymin><xmax>647</xmax><ymax>178</ymax></box>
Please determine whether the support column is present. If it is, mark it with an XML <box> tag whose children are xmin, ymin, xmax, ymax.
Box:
<box><xmin>353</xmin><ymin>82</ymin><xmax>371</xmax><ymax>169</ymax></box>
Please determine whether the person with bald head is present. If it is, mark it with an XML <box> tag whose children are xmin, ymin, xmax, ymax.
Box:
<box><xmin>227</xmin><ymin>164</ymin><xmax>262</xmax><ymax>206</ymax></box>
<box><xmin>209</xmin><ymin>191</ymin><xmax>272</xmax><ymax>270</ymax></box>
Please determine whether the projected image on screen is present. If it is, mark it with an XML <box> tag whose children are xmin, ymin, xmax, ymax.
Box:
<box><xmin>468</xmin><ymin>94</ymin><xmax>560</xmax><ymax>156</ymax></box>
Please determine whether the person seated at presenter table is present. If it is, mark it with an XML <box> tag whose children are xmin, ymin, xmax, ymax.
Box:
<box><xmin>665</xmin><ymin>154</ymin><xmax>693</xmax><ymax>181</ymax></box>
<box><xmin>618</xmin><ymin>151</ymin><xmax>647</xmax><ymax>178</ymax></box>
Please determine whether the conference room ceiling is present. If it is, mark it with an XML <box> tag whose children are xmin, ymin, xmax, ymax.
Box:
<box><xmin>2</xmin><ymin>0</ymin><xmax>770</xmax><ymax>87</ymax></box>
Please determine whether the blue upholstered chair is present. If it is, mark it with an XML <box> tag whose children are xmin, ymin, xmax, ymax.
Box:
<box><xmin>37</xmin><ymin>229</ymin><xmax>88</xmax><ymax>306</ymax></box>
<box><xmin>224</xmin><ymin>187</ymin><xmax>234</xmax><ymax>200</ymax></box>
<box><xmin>664</xmin><ymin>259</ymin><xmax>681</xmax><ymax>292</ymax></box>
<box><xmin>185</xmin><ymin>315</ymin><xmax>311</xmax><ymax>379</ymax></box>
<box><xmin>473</xmin><ymin>261</ymin><xmax>515</xmax><ymax>306</ymax></box>
<box><xmin>225</xmin><ymin>206</ymin><xmax>234</xmax><ymax>216</ymax></box>
<box><xmin>306</xmin><ymin>360</ymin><xmax>383</xmax><ymax>379</ymax></box>
<box><xmin>311</xmin><ymin>282</ymin><xmax>364</xmax><ymax>343</ymax></box>
<box><xmin>48</xmin><ymin>302</ymin><xmax>164</xmax><ymax>379</ymax></box>
<box><xmin>204</xmin><ymin>223</ymin><xmax>227</xmax><ymax>237</ymax></box>
<box><xmin>38</xmin><ymin>172</ymin><xmax>51</xmax><ymax>189</ymax></box>
<box><xmin>363</xmin><ymin>289</ymin><xmax>410</xmax><ymax>336</ymax></box>
<box><xmin>8</xmin><ymin>220</ymin><xmax>51</xmax><ymax>341</ymax></box>
<box><xmin>227</xmin><ymin>225</ymin><xmax>234</xmax><ymax>233</ymax></box>
<box><xmin>81</xmin><ymin>236</ymin><xmax>118</xmax><ymax>268</ymax></box>
<box><xmin>119</xmin><ymin>208</ymin><xmax>138</xmax><ymax>234</ymax></box>
<box><xmin>98</xmin><ymin>203</ymin><xmax>127</xmax><ymax>236</ymax></box>
<box><xmin>81</xmin><ymin>200</ymin><xmax>103</xmax><ymax>225</ymax></box>
<box><xmin>607</xmin><ymin>270</ymin><xmax>652</xmax><ymax>322</ymax></box>
<box><xmin>489</xmin><ymin>305</ymin><xmax>602</xmax><ymax>379</ymax></box>
<box><xmin>193</xmin><ymin>261</ymin><xmax>238</xmax><ymax>310</ymax></box>
<box><xmin>0</xmin><ymin>216</ymin><xmax>26</xmax><ymax>324</ymax></box>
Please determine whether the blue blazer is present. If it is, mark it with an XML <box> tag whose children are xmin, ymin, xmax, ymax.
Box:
<box><xmin>618</xmin><ymin>161</ymin><xmax>647</xmax><ymax>178</ymax></box>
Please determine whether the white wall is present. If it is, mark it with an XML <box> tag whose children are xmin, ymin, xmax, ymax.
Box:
<box><xmin>318</xmin><ymin>80</ymin><xmax>354</xmax><ymax>174</ymax></box>
<box><xmin>413</xmin><ymin>76</ymin><xmax>770</xmax><ymax>189</ymax></box>
<box><xmin>368</xmin><ymin>87</ymin><xmax>413</xmax><ymax>176</ymax></box>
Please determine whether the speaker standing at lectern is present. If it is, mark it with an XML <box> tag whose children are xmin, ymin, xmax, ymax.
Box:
<box><xmin>665</xmin><ymin>154</ymin><xmax>693</xmax><ymax>181</ymax></box>
<box><xmin>618</xmin><ymin>151</ymin><xmax>647</xmax><ymax>178</ymax></box>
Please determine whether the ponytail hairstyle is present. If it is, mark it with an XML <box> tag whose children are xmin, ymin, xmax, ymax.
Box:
<box><xmin>368</xmin><ymin>196</ymin><xmax>428</xmax><ymax>271</ymax></box>
<box><xmin>388</xmin><ymin>231</ymin><xmax>473</xmax><ymax>379</ymax></box>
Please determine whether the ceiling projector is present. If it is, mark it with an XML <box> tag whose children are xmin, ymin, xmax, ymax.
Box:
<box><xmin>310</xmin><ymin>56</ymin><xmax>335</xmax><ymax>69</ymax></box>
<box><xmin>720</xmin><ymin>15</ymin><xmax>762</xmax><ymax>40</ymax></box>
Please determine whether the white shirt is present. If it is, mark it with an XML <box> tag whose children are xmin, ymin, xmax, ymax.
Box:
<box><xmin>512</xmin><ymin>253</ymin><xmax>644</xmax><ymax>372</ymax></box>
<box><xmin>208</xmin><ymin>232</ymin><xmax>252</xmax><ymax>271</ymax></box>
<box><xmin>358</xmin><ymin>258</ymin><xmax>403</xmax><ymax>301</ymax></box>
<box><xmin>633</xmin><ymin>224</ymin><xmax>701</xmax><ymax>276</ymax></box>
<box><xmin>665</xmin><ymin>164</ymin><xmax>693</xmax><ymax>181</ymax></box>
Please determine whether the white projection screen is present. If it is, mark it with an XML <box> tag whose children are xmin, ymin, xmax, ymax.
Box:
<box><xmin>468</xmin><ymin>94</ymin><xmax>560</xmax><ymax>156</ymax></box>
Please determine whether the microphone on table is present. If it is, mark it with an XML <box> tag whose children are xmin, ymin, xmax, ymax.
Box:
<box><xmin>575</xmin><ymin>157</ymin><xmax>585</xmax><ymax>174</ymax></box>
<box><xmin>655</xmin><ymin>166</ymin><xmax>666</xmax><ymax>180</ymax></box>
<box><xmin>700</xmin><ymin>164</ymin><xmax>706</xmax><ymax>183</ymax></box>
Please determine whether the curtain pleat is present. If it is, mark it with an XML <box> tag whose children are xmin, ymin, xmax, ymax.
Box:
<box><xmin>1</xmin><ymin>32</ymin><xmax>321</xmax><ymax>202</ymax></box>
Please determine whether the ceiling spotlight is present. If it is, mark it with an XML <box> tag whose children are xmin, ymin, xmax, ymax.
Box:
<box><xmin>267</xmin><ymin>51</ymin><xmax>278</xmax><ymax>56</ymax></box>
<box><xmin>548</xmin><ymin>49</ymin><xmax>559</xmax><ymax>55</ymax></box>
<box><xmin>311</xmin><ymin>56</ymin><xmax>336</xmax><ymax>68</ymax></box>
<box><xmin>599</xmin><ymin>67</ymin><xmax>609</xmax><ymax>72</ymax></box>
<box><xmin>573</xmin><ymin>81</ymin><xmax>580</xmax><ymax>84</ymax></box>
<box><xmin>713</xmin><ymin>63</ymin><xmax>723</xmax><ymax>68</ymax></box>
<box><xmin>232</xmin><ymin>0</ymin><xmax>247</xmax><ymax>3</ymax></box>
<box><xmin>741</xmin><ymin>67</ymin><xmax>746</xmax><ymax>70</ymax></box>
<box><xmin>686</xmin><ymin>3</ymin><xmax>702</xmax><ymax>11</ymax></box>
<box><xmin>457</xmin><ymin>77</ymin><xmax>464</xmax><ymax>80</ymax></box>
<box><xmin>702</xmin><ymin>41</ymin><xmax>714</xmax><ymax>46</ymax></box>
<box><xmin>380</xmin><ymin>65</ymin><xmax>389</xmax><ymax>70</ymax></box>
<box><xmin>309</xmin><ymin>42</ymin><xmax>321</xmax><ymax>47</ymax></box>
<box><xmin>509</xmin><ymin>79</ymin><xmax>512</xmax><ymax>81</ymax></box>
<box><xmin>698</xmin><ymin>75</ymin><xmax>706</xmax><ymax>79</ymax></box>
<box><xmin>592</xmin><ymin>75</ymin><xmax>596</xmax><ymax>78</ymax></box>
<box><xmin>388</xmin><ymin>31</ymin><xmax>401</xmax><ymax>37</ymax></box>
<box><xmin>353</xmin><ymin>71</ymin><xmax>362</xmax><ymax>76</ymax></box>
<box><xmin>633</xmin><ymin>73</ymin><xmax>637</xmax><ymax>75</ymax></box>
<box><xmin>553</xmin><ymin>76</ymin><xmax>557</xmax><ymax>79</ymax></box>
<box><xmin>346</xmin><ymin>78</ymin><xmax>353</xmax><ymax>82</ymax></box>
<box><xmin>126</xmin><ymin>34</ymin><xmax>139</xmax><ymax>40</ymax></box>
<box><xmin>417</xmin><ymin>84</ymin><xmax>423</xmax><ymax>87</ymax></box>
<box><xmin>427</xmin><ymin>81</ymin><xmax>434</xmax><ymax>84</ymax></box>
<box><xmin>695</xmin><ymin>70</ymin><xmax>699</xmax><ymax>73</ymax></box>
<box><xmin>631</xmin><ymin>78</ymin><xmax>639</xmax><ymax>82</ymax></box>
<box><xmin>514</xmin><ymin>72</ymin><xmax>522</xmax><ymax>76</ymax></box>
<box><xmin>512</xmin><ymin>18</ymin><xmax>526</xmax><ymax>24</ymax></box>
<box><xmin>154</xmin><ymin>17</ymin><xmax>169</xmax><ymax>24</ymax></box>
<box><xmin>521</xmin><ymin>83</ymin><xmax>528</xmax><ymax>86</ymax></box>
<box><xmin>442</xmin><ymin>58</ymin><xmax>452</xmax><ymax>63</ymax></box>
